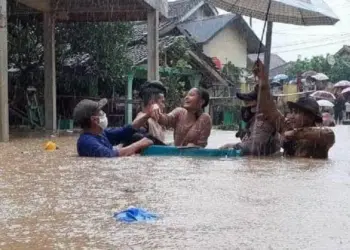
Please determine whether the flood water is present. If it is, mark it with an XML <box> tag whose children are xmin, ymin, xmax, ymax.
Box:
<box><xmin>0</xmin><ymin>126</ymin><xmax>350</xmax><ymax>249</ymax></box>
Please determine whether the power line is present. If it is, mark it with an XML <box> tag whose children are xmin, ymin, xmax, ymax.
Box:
<box><xmin>273</xmin><ymin>31</ymin><xmax>350</xmax><ymax>37</ymax></box>
<box><xmin>272</xmin><ymin>34</ymin><xmax>350</xmax><ymax>49</ymax></box>
<box><xmin>273</xmin><ymin>38</ymin><xmax>350</xmax><ymax>54</ymax></box>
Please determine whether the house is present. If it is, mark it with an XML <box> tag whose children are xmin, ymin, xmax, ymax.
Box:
<box><xmin>335</xmin><ymin>45</ymin><xmax>350</xmax><ymax>58</ymax></box>
<box><xmin>128</xmin><ymin>0</ymin><xmax>263</xmax><ymax>125</ymax></box>
<box><xmin>128</xmin><ymin>0</ymin><xmax>226</xmax><ymax>87</ymax></box>
<box><xmin>247</xmin><ymin>53</ymin><xmax>287</xmax><ymax>78</ymax></box>
<box><xmin>177</xmin><ymin>13</ymin><xmax>262</xmax><ymax>68</ymax></box>
<box><xmin>269</xmin><ymin>61</ymin><xmax>294</xmax><ymax>79</ymax></box>
<box><xmin>131</xmin><ymin>0</ymin><xmax>218</xmax><ymax>44</ymax></box>
<box><xmin>130</xmin><ymin>0</ymin><xmax>262</xmax><ymax>75</ymax></box>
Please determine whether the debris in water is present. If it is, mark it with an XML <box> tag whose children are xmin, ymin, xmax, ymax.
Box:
<box><xmin>113</xmin><ymin>207</ymin><xmax>158</xmax><ymax>223</ymax></box>
<box><xmin>44</xmin><ymin>141</ymin><xmax>58</xmax><ymax>151</ymax></box>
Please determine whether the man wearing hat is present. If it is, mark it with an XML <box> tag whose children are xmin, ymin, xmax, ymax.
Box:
<box><xmin>282</xmin><ymin>96</ymin><xmax>335</xmax><ymax>158</ymax></box>
<box><xmin>253</xmin><ymin>68</ymin><xmax>335</xmax><ymax>158</ymax></box>
<box><xmin>73</xmin><ymin>98</ymin><xmax>154</xmax><ymax>157</ymax></box>
<box><xmin>220</xmin><ymin>86</ymin><xmax>281</xmax><ymax>156</ymax></box>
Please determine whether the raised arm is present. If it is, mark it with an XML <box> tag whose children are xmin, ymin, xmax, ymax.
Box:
<box><xmin>254</xmin><ymin>61</ymin><xmax>285</xmax><ymax>132</ymax></box>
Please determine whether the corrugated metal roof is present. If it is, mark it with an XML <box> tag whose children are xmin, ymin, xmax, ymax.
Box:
<box><xmin>177</xmin><ymin>14</ymin><xmax>237</xmax><ymax>44</ymax></box>
<box><xmin>168</xmin><ymin>0</ymin><xmax>203</xmax><ymax>19</ymax></box>
<box><xmin>128</xmin><ymin>36</ymin><xmax>180</xmax><ymax>65</ymax></box>
<box><xmin>130</xmin><ymin>0</ymin><xmax>205</xmax><ymax>42</ymax></box>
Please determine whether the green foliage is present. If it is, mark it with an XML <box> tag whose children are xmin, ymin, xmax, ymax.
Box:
<box><xmin>56</xmin><ymin>22</ymin><xmax>133</xmax><ymax>96</ymax></box>
<box><xmin>8</xmin><ymin>17</ymin><xmax>133</xmax><ymax>99</ymax></box>
<box><xmin>287</xmin><ymin>55</ymin><xmax>350</xmax><ymax>82</ymax></box>
<box><xmin>222</xmin><ymin>61</ymin><xmax>245</xmax><ymax>84</ymax></box>
<box><xmin>161</xmin><ymin>37</ymin><xmax>192</xmax><ymax>110</ymax></box>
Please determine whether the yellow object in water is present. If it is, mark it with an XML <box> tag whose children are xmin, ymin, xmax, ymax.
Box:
<box><xmin>45</xmin><ymin>141</ymin><xmax>57</xmax><ymax>151</ymax></box>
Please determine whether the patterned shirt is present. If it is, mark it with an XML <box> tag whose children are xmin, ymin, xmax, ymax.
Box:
<box><xmin>160</xmin><ymin>107</ymin><xmax>212</xmax><ymax>147</ymax></box>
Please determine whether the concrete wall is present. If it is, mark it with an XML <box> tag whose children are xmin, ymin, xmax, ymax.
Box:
<box><xmin>283</xmin><ymin>84</ymin><xmax>298</xmax><ymax>102</ymax></box>
<box><xmin>203</xmin><ymin>25</ymin><xmax>247</xmax><ymax>68</ymax></box>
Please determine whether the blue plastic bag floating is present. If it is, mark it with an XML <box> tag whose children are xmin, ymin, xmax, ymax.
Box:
<box><xmin>113</xmin><ymin>207</ymin><xmax>158</xmax><ymax>223</ymax></box>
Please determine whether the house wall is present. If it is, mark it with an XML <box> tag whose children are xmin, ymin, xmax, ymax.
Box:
<box><xmin>202</xmin><ymin>25</ymin><xmax>248</xmax><ymax>68</ymax></box>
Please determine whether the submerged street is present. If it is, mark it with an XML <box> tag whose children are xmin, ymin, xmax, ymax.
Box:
<box><xmin>0</xmin><ymin>127</ymin><xmax>349</xmax><ymax>249</ymax></box>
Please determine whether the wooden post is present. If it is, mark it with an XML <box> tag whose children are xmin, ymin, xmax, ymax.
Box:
<box><xmin>125</xmin><ymin>72</ymin><xmax>134</xmax><ymax>124</ymax></box>
<box><xmin>264</xmin><ymin>21</ymin><xmax>273</xmax><ymax>80</ymax></box>
<box><xmin>147</xmin><ymin>10</ymin><xmax>159</xmax><ymax>81</ymax></box>
<box><xmin>43</xmin><ymin>12</ymin><xmax>57</xmax><ymax>131</ymax></box>
<box><xmin>0</xmin><ymin>0</ymin><xmax>9</xmax><ymax>142</ymax></box>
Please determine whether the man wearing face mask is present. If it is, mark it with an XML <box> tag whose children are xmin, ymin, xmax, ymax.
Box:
<box><xmin>219</xmin><ymin>86</ymin><xmax>281</xmax><ymax>156</ymax></box>
<box><xmin>73</xmin><ymin>98</ymin><xmax>154</xmax><ymax>157</ymax></box>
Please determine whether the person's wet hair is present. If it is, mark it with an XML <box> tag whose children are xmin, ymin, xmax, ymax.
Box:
<box><xmin>140</xmin><ymin>87</ymin><xmax>163</xmax><ymax>107</ymax></box>
<box><xmin>197</xmin><ymin>88</ymin><xmax>210</xmax><ymax>108</ymax></box>
<box><xmin>79</xmin><ymin>117</ymin><xmax>92</xmax><ymax>129</ymax></box>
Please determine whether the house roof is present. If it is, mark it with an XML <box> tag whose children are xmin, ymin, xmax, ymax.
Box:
<box><xmin>168</xmin><ymin>0</ymin><xmax>204</xmax><ymax>19</ymax></box>
<box><xmin>335</xmin><ymin>45</ymin><xmax>350</xmax><ymax>57</ymax></box>
<box><xmin>177</xmin><ymin>14</ymin><xmax>235</xmax><ymax>44</ymax></box>
<box><xmin>269</xmin><ymin>62</ymin><xmax>295</xmax><ymax>79</ymax></box>
<box><xmin>127</xmin><ymin>35</ymin><xmax>232</xmax><ymax>85</ymax></box>
<box><xmin>177</xmin><ymin>14</ymin><xmax>264</xmax><ymax>54</ymax></box>
<box><xmin>131</xmin><ymin>0</ymin><xmax>215</xmax><ymax>42</ymax></box>
<box><xmin>248</xmin><ymin>53</ymin><xmax>286</xmax><ymax>70</ymax></box>
<box><xmin>16</xmin><ymin>0</ymin><xmax>169</xmax><ymax>22</ymax></box>
<box><xmin>128</xmin><ymin>36</ymin><xmax>182</xmax><ymax>65</ymax></box>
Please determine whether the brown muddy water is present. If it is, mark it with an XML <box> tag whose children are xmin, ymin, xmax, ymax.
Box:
<box><xmin>0</xmin><ymin>126</ymin><xmax>350</xmax><ymax>249</ymax></box>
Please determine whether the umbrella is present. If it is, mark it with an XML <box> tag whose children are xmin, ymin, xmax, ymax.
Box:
<box><xmin>310</xmin><ymin>73</ymin><xmax>329</xmax><ymax>81</ymax></box>
<box><xmin>341</xmin><ymin>87</ymin><xmax>350</xmax><ymax>95</ymax></box>
<box><xmin>205</xmin><ymin>0</ymin><xmax>339</xmax><ymax>77</ymax></box>
<box><xmin>334</xmin><ymin>80</ymin><xmax>350</xmax><ymax>88</ymax></box>
<box><xmin>310</xmin><ymin>90</ymin><xmax>335</xmax><ymax>100</ymax></box>
<box><xmin>301</xmin><ymin>70</ymin><xmax>317</xmax><ymax>78</ymax></box>
<box><xmin>273</xmin><ymin>74</ymin><xmax>288</xmax><ymax>82</ymax></box>
<box><xmin>317</xmin><ymin>99</ymin><xmax>334</xmax><ymax>108</ymax></box>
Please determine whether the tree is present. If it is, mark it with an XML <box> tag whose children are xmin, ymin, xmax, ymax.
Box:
<box><xmin>56</xmin><ymin>22</ymin><xmax>133</xmax><ymax>97</ymax></box>
<box><xmin>160</xmin><ymin>37</ymin><xmax>192</xmax><ymax>110</ymax></box>
<box><xmin>8</xmin><ymin>13</ymin><xmax>133</xmax><ymax>97</ymax></box>
<box><xmin>7</xmin><ymin>12</ymin><xmax>134</xmax><ymax>121</ymax></box>
<box><xmin>222</xmin><ymin>61</ymin><xmax>244</xmax><ymax>84</ymax></box>
<box><xmin>286</xmin><ymin>55</ymin><xmax>350</xmax><ymax>83</ymax></box>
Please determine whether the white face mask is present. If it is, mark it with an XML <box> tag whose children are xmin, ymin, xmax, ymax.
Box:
<box><xmin>98</xmin><ymin>114</ymin><xmax>108</xmax><ymax>129</ymax></box>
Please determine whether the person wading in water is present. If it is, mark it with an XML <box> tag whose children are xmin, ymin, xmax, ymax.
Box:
<box><xmin>135</xmin><ymin>81</ymin><xmax>167</xmax><ymax>143</ymax></box>
<box><xmin>253</xmin><ymin>61</ymin><xmax>335</xmax><ymax>159</ymax></box>
<box><xmin>73</xmin><ymin>98</ymin><xmax>154</xmax><ymax>158</ymax></box>
<box><xmin>219</xmin><ymin>84</ymin><xmax>281</xmax><ymax>156</ymax></box>
<box><xmin>151</xmin><ymin>88</ymin><xmax>212</xmax><ymax>148</ymax></box>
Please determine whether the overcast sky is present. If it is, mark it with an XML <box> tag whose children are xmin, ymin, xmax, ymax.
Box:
<box><xmin>169</xmin><ymin>0</ymin><xmax>350</xmax><ymax>62</ymax></box>
<box><xmin>218</xmin><ymin>0</ymin><xmax>350</xmax><ymax>62</ymax></box>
